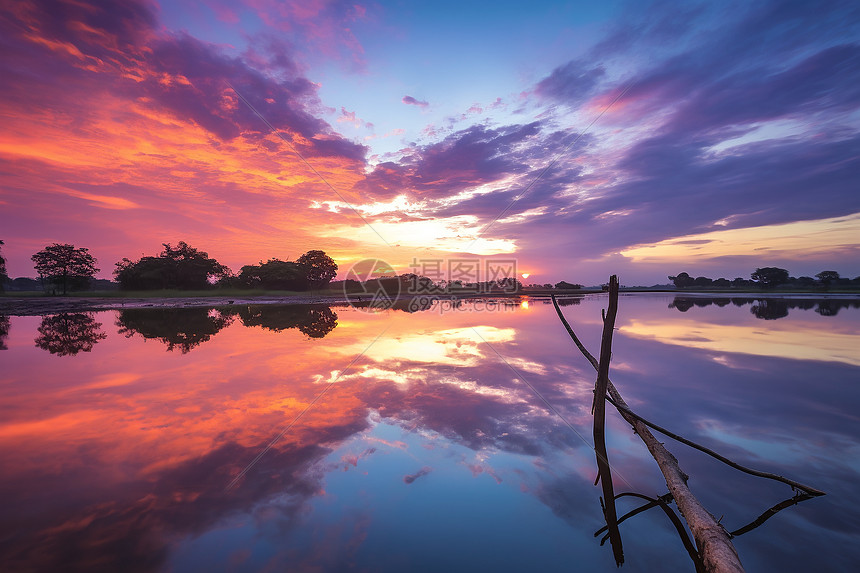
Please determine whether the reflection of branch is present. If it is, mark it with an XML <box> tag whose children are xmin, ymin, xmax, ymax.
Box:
<box><xmin>551</xmin><ymin>295</ymin><xmax>825</xmax><ymax>497</ymax></box>
<box><xmin>729</xmin><ymin>493</ymin><xmax>815</xmax><ymax>537</ymax></box>
<box><xmin>596</xmin><ymin>492</ymin><xmax>704</xmax><ymax>573</ymax></box>
<box><xmin>594</xmin><ymin>276</ymin><xmax>623</xmax><ymax>565</ymax></box>
<box><xmin>552</xmin><ymin>293</ymin><xmax>746</xmax><ymax>572</ymax></box>
<box><xmin>604</xmin><ymin>395</ymin><xmax>824</xmax><ymax>496</ymax></box>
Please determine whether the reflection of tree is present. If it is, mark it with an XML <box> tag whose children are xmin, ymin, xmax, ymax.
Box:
<box><xmin>116</xmin><ymin>308</ymin><xmax>232</xmax><ymax>353</ymax></box>
<box><xmin>669</xmin><ymin>296</ymin><xmax>859</xmax><ymax>320</ymax></box>
<box><xmin>233</xmin><ymin>305</ymin><xmax>338</xmax><ymax>339</ymax></box>
<box><xmin>0</xmin><ymin>314</ymin><xmax>9</xmax><ymax>350</ymax></box>
<box><xmin>669</xmin><ymin>298</ymin><xmax>695</xmax><ymax>312</ymax></box>
<box><xmin>750</xmin><ymin>299</ymin><xmax>789</xmax><ymax>320</ymax></box>
<box><xmin>34</xmin><ymin>313</ymin><xmax>107</xmax><ymax>356</ymax></box>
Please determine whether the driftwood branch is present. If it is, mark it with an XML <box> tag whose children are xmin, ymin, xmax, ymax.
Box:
<box><xmin>554</xmin><ymin>289</ymin><xmax>746</xmax><ymax>573</ymax></box>
<box><xmin>593</xmin><ymin>275</ymin><xmax>623</xmax><ymax>565</ymax></box>
<box><xmin>550</xmin><ymin>296</ymin><xmax>825</xmax><ymax>497</ymax></box>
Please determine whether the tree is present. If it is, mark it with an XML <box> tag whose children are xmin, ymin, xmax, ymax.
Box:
<box><xmin>815</xmin><ymin>271</ymin><xmax>840</xmax><ymax>289</ymax></box>
<box><xmin>296</xmin><ymin>250</ymin><xmax>338</xmax><ymax>289</ymax></box>
<box><xmin>32</xmin><ymin>243</ymin><xmax>99</xmax><ymax>295</ymax></box>
<box><xmin>239</xmin><ymin>259</ymin><xmax>309</xmax><ymax>290</ymax></box>
<box><xmin>0</xmin><ymin>239</ymin><xmax>8</xmax><ymax>291</ymax></box>
<box><xmin>668</xmin><ymin>272</ymin><xmax>695</xmax><ymax>289</ymax></box>
<box><xmin>750</xmin><ymin>267</ymin><xmax>789</xmax><ymax>288</ymax></box>
<box><xmin>114</xmin><ymin>242</ymin><xmax>228</xmax><ymax>290</ymax></box>
<box><xmin>555</xmin><ymin>280</ymin><xmax>582</xmax><ymax>290</ymax></box>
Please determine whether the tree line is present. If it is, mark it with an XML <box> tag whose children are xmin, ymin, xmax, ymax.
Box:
<box><xmin>0</xmin><ymin>241</ymin><xmax>338</xmax><ymax>294</ymax></box>
<box><xmin>669</xmin><ymin>267</ymin><xmax>860</xmax><ymax>290</ymax></box>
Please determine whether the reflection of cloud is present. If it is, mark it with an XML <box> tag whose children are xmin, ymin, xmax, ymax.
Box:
<box><xmin>622</xmin><ymin>319</ymin><xmax>860</xmax><ymax>367</ymax></box>
<box><xmin>336</xmin><ymin>326</ymin><xmax>517</xmax><ymax>366</ymax></box>
<box><xmin>403</xmin><ymin>466</ymin><xmax>432</xmax><ymax>483</ymax></box>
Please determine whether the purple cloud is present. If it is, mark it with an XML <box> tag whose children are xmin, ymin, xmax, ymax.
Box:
<box><xmin>402</xmin><ymin>95</ymin><xmax>429</xmax><ymax>108</ymax></box>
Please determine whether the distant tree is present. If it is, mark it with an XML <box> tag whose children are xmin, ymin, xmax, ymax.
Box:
<box><xmin>240</xmin><ymin>259</ymin><xmax>309</xmax><ymax>290</ymax></box>
<box><xmin>795</xmin><ymin>276</ymin><xmax>816</xmax><ymax>287</ymax></box>
<box><xmin>32</xmin><ymin>243</ymin><xmax>99</xmax><ymax>295</ymax></box>
<box><xmin>296</xmin><ymin>250</ymin><xmax>338</xmax><ymax>289</ymax></box>
<box><xmin>555</xmin><ymin>280</ymin><xmax>582</xmax><ymax>290</ymax></box>
<box><xmin>713</xmin><ymin>278</ymin><xmax>731</xmax><ymax>287</ymax></box>
<box><xmin>693</xmin><ymin>276</ymin><xmax>713</xmax><ymax>287</ymax></box>
<box><xmin>543</xmin><ymin>283</ymin><xmax>553</xmax><ymax>289</ymax></box>
<box><xmin>114</xmin><ymin>242</ymin><xmax>228</xmax><ymax>290</ymax></box>
<box><xmin>0</xmin><ymin>239</ymin><xmax>8</xmax><ymax>291</ymax></box>
<box><xmin>34</xmin><ymin>313</ymin><xmax>107</xmax><ymax>355</ymax></box>
<box><xmin>731</xmin><ymin>277</ymin><xmax>750</xmax><ymax>288</ymax></box>
<box><xmin>668</xmin><ymin>272</ymin><xmax>695</xmax><ymax>289</ymax></box>
<box><xmin>815</xmin><ymin>271</ymin><xmax>840</xmax><ymax>290</ymax></box>
<box><xmin>750</xmin><ymin>267</ymin><xmax>789</xmax><ymax>289</ymax></box>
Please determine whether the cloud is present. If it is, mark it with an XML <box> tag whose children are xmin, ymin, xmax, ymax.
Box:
<box><xmin>402</xmin><ymin>95</ymin><xmax>429</xmax><ymax>108</ymax></box>
<box><xmin>535</xmin><ymin>60</ymin><xmax>606</xmax><ymax>105</ymax></box>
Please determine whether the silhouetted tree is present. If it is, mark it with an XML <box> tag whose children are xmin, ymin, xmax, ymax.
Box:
<box><xmin>0</xmin><ymin>240</ymin><xmax>8</xmax><ymax>291</ymax></box>
<box><xmin>0</xmin><ymin>314</ymin><xmax>9</xmax><ymax>350</ymax></box>
<box><xmin>296</xmin><ymin>250</ymin><xmax>338</xmax><ymax>289</ymax></box>
<box><xmin>554</xmin><ymin>280</ymin><xmax>582</xmax><ymax>289</ymax></box>
<box><xmin>34</xmin><ymin>313</ymin><xmax>107</xmax><ymax>355</ymax></box>
<box><xmin>751</xmin><ymin>267</ymin><xmax>789</xmax><ymax>288</ymax></box>
<box><xmin>239</xmin><ymin>259</ymin><xmax>309</xmax><ymax>290</ymax></box>
<box><xmin>116</xmin><ymin>307</ymin><xmax>233</xmax><ymax>352</ymax></box>
<box><xmin>713</xmin><ymin>278</ymin><xmax>731</xmax><ymax>287</ymax></box>
<box><xmin>669</xmin><ymin>272</ymin><xmax>695</xmax><ymax>288</ymax></box>
<box><xmin>31</xmin><ymin>244</ymin><xmax>99</xmax><ymax>295</ymax></box>
<box><xmin>114</xmin><ymin>242</ymin><xmax>228</xmax><ymax>290</ymax></box>
<box><xmin>815</xmin><ymin>271</ymin><xmax>840</xmax><ymax>290</ymax></box>
<box><xmin>693</xmin><ymin>276</ymin><xmax>713</xmax><ymax>287</ymax></box>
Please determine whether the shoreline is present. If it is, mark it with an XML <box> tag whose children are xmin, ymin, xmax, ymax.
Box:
<box><xmin>2</xmin><ymin>289</ymin><xmax>859</xmax><ymax>316</ymax></box>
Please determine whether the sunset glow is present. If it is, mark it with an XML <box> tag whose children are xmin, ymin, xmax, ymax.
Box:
<box><xmin>0</xmin><ymin>0</ymin><xmax>857</xmax><ymax>284</ymax></box>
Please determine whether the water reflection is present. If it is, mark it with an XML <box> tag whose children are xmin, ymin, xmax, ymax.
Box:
<box><xmin>0</xmin><ymin>295</ymin><xmax>858</xmax><ymax>572</ymax></box>
<box><xmin>115</xmin><ymin>304</ymin><xmax>339</xmax><ymax>352</ymax></box>
<box><xmin>116</xmin><ymin>307</ymin><xmax>233</xmax><ymax>353</ymax></box>
<box><xmin>232</xmin><ymin>304</ymin><xmax>338</xmax><ymax>338</ymax></box>
<box><xmin>34</xmin><ymin>313</ymin><xmax>107</xmax><ymax>356</ymax></box>
<box><xmin>0</xmin><ymin>314</ymin><xmax>8</xmax><ymax>350</ymax></box>
<box><xmin>669</xmin><ymin>295</ymin><xmax>860</xmax><ymax>318</ymax></box>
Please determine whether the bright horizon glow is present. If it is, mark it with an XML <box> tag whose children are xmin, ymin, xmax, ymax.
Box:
<box><xmin>620</xmin><ymin>213</ymin><xmax>860</xmax><ymax>266</ymax></box>
<box><xmin>0</xmin><ymin>0</ymin><xmax>857</xmax><ymax>285</ymax></box>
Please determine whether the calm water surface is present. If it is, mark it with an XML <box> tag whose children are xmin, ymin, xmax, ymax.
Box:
<box><xmin>1</xmin><ymin>294</ymin><xmax>859</xmax><ymax>572</ymax></box>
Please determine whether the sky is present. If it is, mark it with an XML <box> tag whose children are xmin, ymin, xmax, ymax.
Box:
<box><xmin>1</xmin><ymin>0</ymin><xmax>859</xmax><ymax>285</ymax></box>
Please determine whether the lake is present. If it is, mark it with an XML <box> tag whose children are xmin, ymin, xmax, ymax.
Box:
<box><xmin>1</xmin><ymin>293</ymin><xmax>859</xmax><ymax>572</ymax></box>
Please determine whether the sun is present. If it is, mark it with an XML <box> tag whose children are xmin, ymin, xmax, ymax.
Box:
<box><xmin>521</xmin><ymin>273</ymin><xmax>530</xmax><ymax>279</ymax></box>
